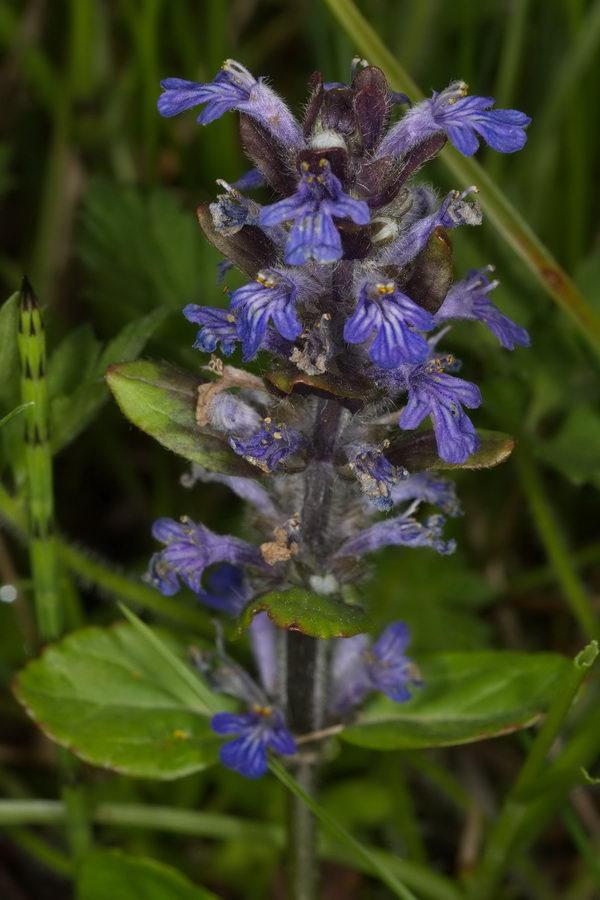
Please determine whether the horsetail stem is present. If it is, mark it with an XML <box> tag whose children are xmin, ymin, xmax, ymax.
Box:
<box><xmin>18</xmin><ymin>277</ymin><xmax>62</xmax><ymax>640</ymax></box>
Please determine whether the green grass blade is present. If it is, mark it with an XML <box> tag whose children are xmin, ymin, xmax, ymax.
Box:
<box><xmin>17</xmin><ymin>278</ymin><xmax>61</xmax><ymax>639</ymax></box>
<box><xmin>321</xmin><ymin>0</ymin><xmax>600</xmax><ymax>353</ymax></box>
<box><xmin>471</xmin><ymin>641</ymin><xmax>598</xmax><ymax>897</ymax></box>
<box><xmin>118</xmin><ymin>603</ymin><xmax>219</xmax><ymax>714</ymax></box>
<box><xmin>0</xmin><ymin>800</ymin><xmax>461</xmax><ymax>900</ymax></box>
<box><xmin>516</xmin><ymin>451</ymin><xmax>599</xmax><ymax>639</ymax></box>
<box><xmin>270</xmin><ymin>760</ymin><xmax>419</xmax><ymax>900</ymax></box>
<box><xmin>0</xmin><ymin>402</ymin><xmax>33</xmax><ymax>430</ymax></box>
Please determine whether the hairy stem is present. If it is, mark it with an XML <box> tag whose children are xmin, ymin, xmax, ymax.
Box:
<box><xmin>284</xmin><ymin>398</ymin><xmax>343</xmax><ymax>900</ymax></box>
<box><xmin>286</xmin><ymin>761</ymin><xmax>318</xmax><ymax>900</ymax></box>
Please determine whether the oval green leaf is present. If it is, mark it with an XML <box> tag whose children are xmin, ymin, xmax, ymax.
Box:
<box><xmin>386</xmin><ymin>429</ymin><xmax>515</xmax><ymax>471</ymax></box>
<box><xmin>13</xmin><ymin>623</ymin><xmax>221</xmax><ymax>779</ymax></box>
<box><xmin>341</xmin><ymin>650</ymin><xmax>569</xmax><ymax>750</ymax></box>
<box><xmin>106</xmin><ymin>359</ymin><xmax>253</xmax><ymax>475</ymax></box>
<box><xmin>240</xmin><ymin>588</ymin><xmax>370</xmax><ymax>638</ymax></box>
<box><xmin>78</xmin><ymin>850</ymin><xmax>217</xmax><ymax>900</ymax></box>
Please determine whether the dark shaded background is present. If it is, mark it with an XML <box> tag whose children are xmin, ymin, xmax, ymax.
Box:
<box><xmin>1</xmin><ymin>1</ymin><xmax>600</xmax><ymax>897</ymax></box>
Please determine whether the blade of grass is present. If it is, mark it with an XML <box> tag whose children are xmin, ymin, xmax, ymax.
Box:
<box><xmin>561</xmin><ymin>806</ymin><xmax>600</xmax><ymax>890</ymax></box>
<box><xmin>0</xmin><ymin>800</ymin><xmax>461</xmax><ymax>900</ymax></box>
<box><xmin>271</xmin><ymin>759</ymin><xmax>419</xmax><ymax>900</ymax></box>
<box><xmin>321</xmin><ymin>0</ymin><xmax>600</xmax><ymax>354</ymax></box>
<box><xmin>0</xmin><ymin>402</ymin><xmax>33</xmax><ymax>430</ymax></box>
<box><xmin>6</xmin><ymin>826</ymin><xmax>73</xmax><ymax>878</ymax></box>
<box><xmin>516</xmin><ymin>450</ymin><xmax>599</xmax><ymax>639</ymax></box>
<box><xmin>471</xmin><ymin>641</ymin><xmax>598</xmax><ymax>898</ymax></box>
<box><xmin>118</xmin><ymin>603</ymin><xmax>219</xmax><ymax>714</ymax></box>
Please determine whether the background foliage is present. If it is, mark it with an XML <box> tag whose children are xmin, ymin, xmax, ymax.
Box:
<box><xmin>0</xmin><ymin>0</ymin><xmax>599</xmax><ymax>897</ymax></box>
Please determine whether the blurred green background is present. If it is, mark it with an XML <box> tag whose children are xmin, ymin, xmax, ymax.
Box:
<box><xmin>1</xmin><ymin>0</ymin><xmax>600</xmax><ymax>897</ymax></box>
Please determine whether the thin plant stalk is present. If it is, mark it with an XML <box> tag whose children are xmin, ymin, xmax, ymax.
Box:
<box><xmin>472</xmin><ymin>641</ymin><xmax>598</xmax><ymax>897</ymax></box>
<box><xmin>17</xmin><ymin>279</ymin><xmax>92</xmax><ymax>863</ymax></box>
<box><xmin>17</xmin><ymin>278</ymin><xmax>61</xmax><ymax>640</ymax></box>
<box><xmin>516</xmin><ymin>451</ymin><xmax>598</xmax><ymax>639</ymax></box>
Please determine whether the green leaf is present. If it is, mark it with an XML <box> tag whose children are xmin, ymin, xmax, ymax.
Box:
<box><xmin>0</xmin><ymin>292</ymin><xmax>19</xmax><ymax>408</ymax></box>
<box><xmin>51</xmin><ymin>309</ymin><xmax>166</xmax><ymax>452</ymax></box>
<box><xmin>106</xmin><ymin>359</ymin><xmax>254</xmax><ymax>475</ymax></box>
<box><xmin>13</xmin><ymin>623</ymin><xmax>221</xmax><ymax>779</ymax></box>
<box><xmin>341</xmin><ymin>651</ymin><xmax>569</xmax><ymax>750</ymax></box>
<box><xmin>78</xmin><ymin>850</ymin><xmax>216</xmax><ymax>899</ymax></box>
<box><xmin>387</xmin><ymin>429</ymin><xmax>515</xmax><ymax>471</ymax></box>
<box><xmin>239</xmin><ymin>588</ymin><xmax>370</xmax><ymax>638</ymax></box>
<box><xmin>99</xmin><ymin>308</ymin><xmax>168</xmax><ymax>371</ymax></box>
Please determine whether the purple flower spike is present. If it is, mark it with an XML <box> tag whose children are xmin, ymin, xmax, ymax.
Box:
<box><xmin>145</xmin><ymin>517</ymin><xmax>265</xmax><ymax>603</ymax></box>
<box><xmin>229</xmin><ymin>418</ymin><xmax>304</xmax><ymax>473</ymax></box>
<box><xmin>435</xmin><ymin>267</ymin><xmax>530</xmax><ymax>350</ymax></box>
<box><xmin>211</xmin><ymin>706</ymin><xmax>296</xmax><ymax>779</ymax></box>
<box><xmin>335</xmin><ymin>512</ymin><xmax>456</xmax><ymax>559</ymax></box>
<box><xmin>331</xmin><ymin>622</ymin><xmax>420</xmax><ymax>713</ymax></box>
<box><xmin>344</xmin><ymin>280</ymin><xmax>434</xmax><ymax>367</ymax></box>
<box><xmin>384</xmin><ymin>187</ymin><xmax>482</xmax><ymax>269</ymax></box>
<box><xmin>347</xmin><ymin>443</ymin><xmax>406</xmax><ymax>511</ymax></box>
<box><xmin>158</xmin><ymin>59</ymin><xmax>303</xmax><ymax>148</ymax></box>
<box><xmin>184</xmin><ymin>305</ymin><xmax>239</xmax><ymax>356</ymax></box>
<box><xmin>399</xmin><ymin>360</ymin><xmax>482</xmax><ymax>464</ymax></box>
<box><xmin>230</xmin><ymin>269</ymin><xmax>303</xmax><ymax>360</ymax></box>
<box><xmin>390</xmin><ymin>472</ymin><xmax>462</xmax><ymax>517</ymax></box>
<box><xmin>378</xmin><ymin>81</ymin><xmax>530</xmax><ymax>159</ymax></box>
<box><xmin>259</xmin><ymin>159</ymin><xmax>370</xmax><ymax>265</ymax></box>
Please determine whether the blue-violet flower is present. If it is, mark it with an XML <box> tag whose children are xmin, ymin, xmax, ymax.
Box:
<box><xmin>435</xmin><ymin>267</ymin><xmax>530</xmax><ymax>350</ymax></box>
<box><xmin>211</xmin><ymin>707</ymin><xmax>297</xmax><ymax>779</ymax></box>
<box><xmin>259</xmin><ymin>159</ymin><xmax>370</xmax><ymax>265</ymax></box>
<box><xmin>378</xmin><ymin>80</ymin><xmax>531</xmax><ymax>158</ymax></box>
<box><xmin>344</xmin><ymin>280</ymin><xmax>434</xmax><ymax>367</ymax></box>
